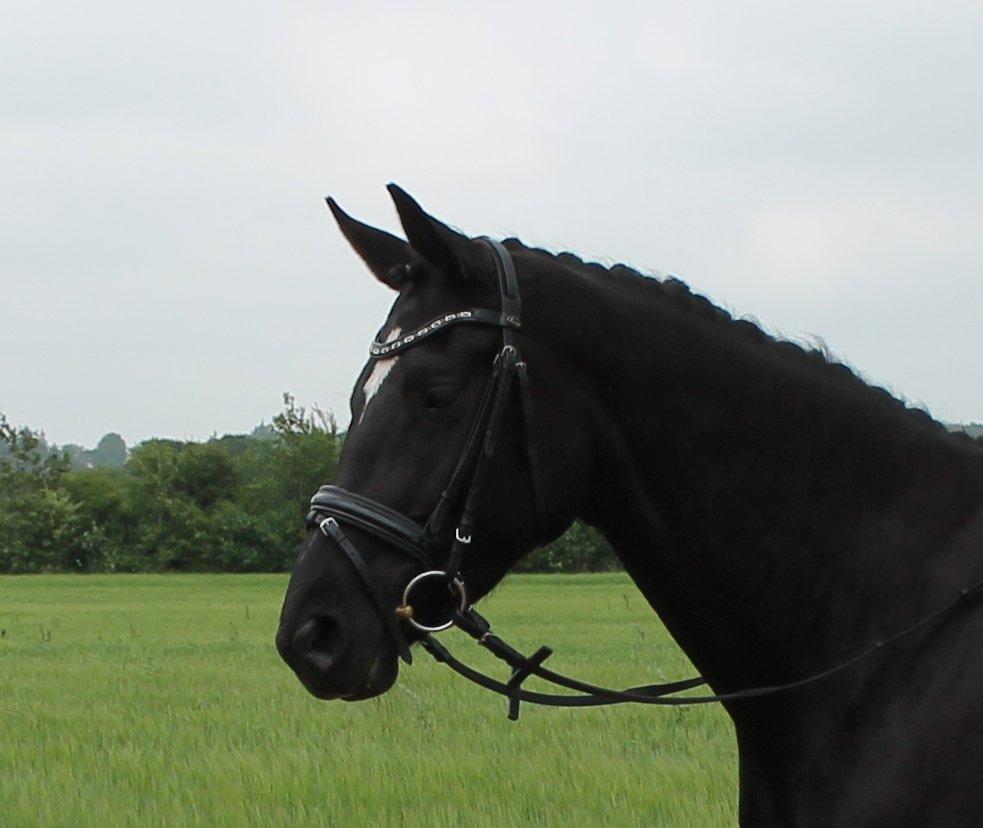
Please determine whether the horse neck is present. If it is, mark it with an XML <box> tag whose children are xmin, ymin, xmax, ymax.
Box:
<box><xmin>550</xmin><ymin>264</ymin><xmax>983</xmax><ymax>694</ymax></box>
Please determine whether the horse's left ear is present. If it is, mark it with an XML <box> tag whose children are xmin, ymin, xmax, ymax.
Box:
<box><xmin>387</xmin><ymin>184</ymin><xmax>489</xmax><ymax>284</ymax></box>
<box><xmin>326</xmin><ymin>197</ymin><xmax>413</xmax><ymax>290</ymax></box>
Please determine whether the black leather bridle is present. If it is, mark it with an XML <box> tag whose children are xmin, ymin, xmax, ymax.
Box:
<box><xmin>306</xmin><ymin>239</ymin><xmax>983</xmax><ymax>721</ymax></box>
<box><xmin>307</xmin><ymin>238</ymin><xmax>550</xmax><ymax>665</ymax></box>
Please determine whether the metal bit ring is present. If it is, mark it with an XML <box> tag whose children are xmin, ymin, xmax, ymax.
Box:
<box><xmin>397</xmin><ymin>570</ymin><xmax>468</xmax><ymax>633</ymax></box>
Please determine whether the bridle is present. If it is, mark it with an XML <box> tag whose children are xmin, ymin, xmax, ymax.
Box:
<box><xmin>306</xmin><ymin>238</ymin><xmax>983</xmax><ymax>721</ymax></box>
<box><xmin>307</xmin><ymin>237</ymin><xmax>547</xmax><ymax>662</ymax></box>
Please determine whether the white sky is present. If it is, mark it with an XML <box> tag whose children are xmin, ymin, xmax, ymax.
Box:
<box><xmin>2</xmin><ymin>1</ymin><xmax>981</xmax><ymax>447</ymax></box>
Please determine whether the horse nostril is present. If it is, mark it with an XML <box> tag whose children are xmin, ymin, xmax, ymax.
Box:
<box><xmin>292</xmin><ymin>615</ymin><xmax>346</xmax><ymax>673</ymax></box>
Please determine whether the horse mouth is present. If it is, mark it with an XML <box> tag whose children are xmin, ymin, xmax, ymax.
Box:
<box><xmin>292</xmin><ymin>640</ymin><xmax>399</xmax><ymax>702</ymax></box>
<box><xmin>342</xmin><ymin>648</ymin><xmax>399</xmax><ymax>701</ymax></box>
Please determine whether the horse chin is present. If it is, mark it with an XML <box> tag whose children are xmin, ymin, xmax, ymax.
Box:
<box><xmin>301</xmin><ymin>647</ymin><xmax>399</xmax><ymax>701</ymax></box>
<box><xmin>297</xmin><ymin>656</ymin><xmax>398</xmax><ymax>701</ymax></box>
<box><xmin>342</xmin><ymin>649</ymin><xmax>399</xmax><ymax>701</ymax></box>
<box><xmin>290</xmin><ymin>637</ymin><xmax>400</xmax><ymax>702</ymax></box>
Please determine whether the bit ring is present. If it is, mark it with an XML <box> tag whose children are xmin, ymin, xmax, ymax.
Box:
<box><xmin>397</xmin><ymin>570</ymin><xmax>468</xmax><ymax>633</ymax></box>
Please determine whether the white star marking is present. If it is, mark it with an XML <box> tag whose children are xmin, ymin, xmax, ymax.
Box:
<box><xmin>359</xmin><ymin>326</ymin><xmax>401</xmax><ymax>424</ymax></box>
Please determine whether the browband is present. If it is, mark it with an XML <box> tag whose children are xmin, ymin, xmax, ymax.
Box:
<box><xmin>369</xmin><ymin>239</ymin><xmax>521</xmax><ymax>359</ymax></box>
<box><xmin>370</xmin><ymin>310</ymin><xmax>518</xmax><ymax>358</ymax></box>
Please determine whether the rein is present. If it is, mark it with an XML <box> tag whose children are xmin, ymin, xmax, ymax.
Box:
<box><xmin>307</xmin><ymin>239</ymin><xmax>983</xmax><ymax>721</ymax></box>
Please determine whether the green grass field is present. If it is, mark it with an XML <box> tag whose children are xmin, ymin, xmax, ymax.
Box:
<box><xmin>0</xmin><ymin>573</ymin><xmax>737</xmax><ymax>826</ymax></box>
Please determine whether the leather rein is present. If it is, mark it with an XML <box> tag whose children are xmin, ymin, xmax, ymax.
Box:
<box><xmin>307</xmin><ymin>238</ymin><xmax>983</xmax><ymax>721</ymax></box>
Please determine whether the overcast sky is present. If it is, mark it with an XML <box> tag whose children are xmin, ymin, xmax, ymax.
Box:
<box><xmin>3</xmin><ymin>1</ymin><xmax>981</xmax><ymax>447</ymax></box>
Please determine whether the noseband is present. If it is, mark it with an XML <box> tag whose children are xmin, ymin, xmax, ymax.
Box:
<box><xmin>305</xmin><ymin>239</ymin><xmax>983</xmax><ymax>721</ymax></box>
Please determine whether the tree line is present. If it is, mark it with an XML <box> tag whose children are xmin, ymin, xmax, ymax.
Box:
<box><xmin>0</xmin><ymin>397</ymin><xmax>617</xmax><ymax>574</ymax></box>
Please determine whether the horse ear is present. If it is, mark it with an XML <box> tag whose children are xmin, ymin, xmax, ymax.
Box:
<box><xmin>386</xmin><ymin>184</ymin><xmax>488</xmax><ymax>284</ymax></box>
<box><xmin>326</xmin><ymin>197</ymin><xmax>412</xmax><ymax>290</ymax></box>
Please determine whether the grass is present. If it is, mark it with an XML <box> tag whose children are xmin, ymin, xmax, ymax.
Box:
<box><xmin>0</xmin><ymin>573</ymin><xmax>737</xmax><ymax>826</ymax></box>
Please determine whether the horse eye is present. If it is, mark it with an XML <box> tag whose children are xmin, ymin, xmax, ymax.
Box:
<box><xmin>423</xmin><ymin>386</ymin><xmax>458</xmax><ymax>412</ymax></box>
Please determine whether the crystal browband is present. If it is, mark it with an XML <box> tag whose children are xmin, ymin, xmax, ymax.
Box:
<box><xmin>369</xmin><ymin>308</ymin><xmax>518</xmax><ymax>358</ymax></box>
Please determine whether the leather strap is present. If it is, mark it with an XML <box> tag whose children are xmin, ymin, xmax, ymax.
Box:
<box><xmin>317</xmin><ymin>516</ymin><xmax>414</xmax><ymax>664</ymax></box>
<box><xmin>420</xmin><ymin>635</ymin><xmax>707</xmax><ymax>717</ymax></box>
<box><xmin>446</xmin><ymin>348</ymin><xmax>517</xmax><ymax>574</ymax></box>
<box><xmin>370</xmin><ymin>309</ymin><xmax>516</xmax><ymax>358</ymax></box>
<box><xmin>423</xmin><ymin>366</ymin><xmax>502</xmax><ymax>539</ymax></box>
<box><xmin>308</xmin><ymin>486</ymin><xmax>432</xmax><ymax>566</ymax></box>
<box><xmin>415</xmin><ymin>582</ymin><xmax>983</xmax><ymax>719</ymax></box>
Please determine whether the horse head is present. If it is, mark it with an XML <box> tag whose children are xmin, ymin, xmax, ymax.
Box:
<box><xmin>275</xmin><ymin>186</ymin><xmax>599</xmax><ymax>700</ymax></box>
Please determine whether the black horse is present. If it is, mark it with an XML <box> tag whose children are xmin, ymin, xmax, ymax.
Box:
<box><xmin>277</xmin><ymin>185</ymin><xmax>983</xmax><ymax>824</ymax></box>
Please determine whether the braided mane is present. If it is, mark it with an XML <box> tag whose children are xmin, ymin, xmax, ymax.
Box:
<box><xmin>502</xmin><ymin>238</ymin><xmax>983</xmax><ymax>450</ymax></box>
